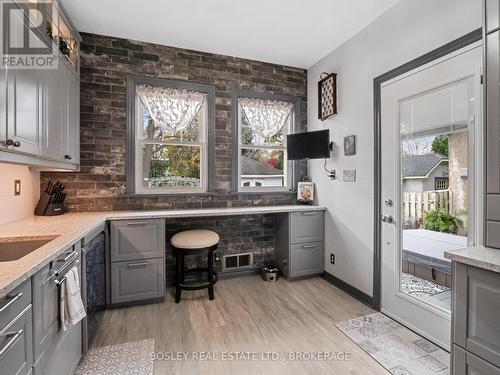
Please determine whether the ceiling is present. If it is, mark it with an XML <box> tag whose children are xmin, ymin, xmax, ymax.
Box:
<box><xmin>60</xmin><ymin>0</ymin><xmax>399</xmax><ymax>68</ymax></box>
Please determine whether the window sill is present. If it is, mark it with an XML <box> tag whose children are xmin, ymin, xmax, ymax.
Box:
<box><xmin>232</xmin><ymin>190</ymin><xmax>297</xmax><ymax>195</ymax></box>
<box><xmin>127</xmin><ymin>191</ymin><xmax>217</xmax><ymax>197</ymax></box>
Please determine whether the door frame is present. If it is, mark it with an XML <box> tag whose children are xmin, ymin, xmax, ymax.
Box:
<box><xmin>372</xmin><ymin>28</ymin><xmax>482</xmax><ymax>310</ymax></box>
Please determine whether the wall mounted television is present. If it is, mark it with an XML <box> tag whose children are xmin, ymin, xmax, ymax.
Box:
<box><xmin>287</xmin><ymin>129</ymin><xmax>330</xmax><ymax>160</ymax></box>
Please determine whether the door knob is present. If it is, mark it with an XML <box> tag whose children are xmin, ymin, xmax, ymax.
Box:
<box><xmin>381</xmin><ymin>215</ymin><xmax>393</xmax><ymax>223</ymax></box>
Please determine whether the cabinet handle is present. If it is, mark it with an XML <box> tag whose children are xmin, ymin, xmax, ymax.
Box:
<box><xmin>127</xmin><ymin>262</ymin><xmax>148</xmax><ymax>268</ymax></box>
<box><xmin>64</xmin><ymin>154</ymin><xmax>72</xmax><ymax>160</ymax></box>
<box><xmin>0</xmin><ymin>330</ymin><xmax>23</xmax><ymax>359</ymax></box>
<box><xmin>126</xmin><ymin>222</ymin><xmax>148</xmax><ymax>226</ymax></box>
<box><xmin>302</xmin><ymin>244</ymin><xmax>318</xmax><ymax>249</ymax></box>
<box><xmin>301</xmin><ymin>212</ymin><xmax>316</xmax><ymax>216</ymax></box>
<box><xmin>0</xmin><ymin>292</ymin><xmax>23</xmax><ymax>313</ymax></box>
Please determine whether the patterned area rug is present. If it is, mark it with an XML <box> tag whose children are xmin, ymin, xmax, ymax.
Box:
<box><xmin>336</xmin><ymin>313</ymin><xmax>449</xmax><ymax>375</ymax></box>
<box><xmin>400</xmin><ymin>273</ymin><xmax>449</xmax><ymax>298</ymax></box>
<box><xmin>75</xmin><ymin>339</ymin><xmax>154</xmax><ymax>375</ymax></box>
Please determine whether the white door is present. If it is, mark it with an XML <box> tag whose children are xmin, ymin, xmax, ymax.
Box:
<box><xmin>380</xmin><ymin>43</ymin><xmax>482</xmax><ymax>350</ymax></box>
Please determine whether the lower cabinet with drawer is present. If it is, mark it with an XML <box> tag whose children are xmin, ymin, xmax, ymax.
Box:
<box><xmin>452</xmin><ymin>262</ymin><xmax>500</xmax><ymax>374</ymax></box>
<box><xmin>276</xmin><ymin>211</ymin><xmax>325</xmax><ymax>279</ymax></box>
<box><xmin>32</xmin><ymin>245</ymin><xmax>82</xmax><ymax>375</ymax></box>
<box><xmin>109</xmin><ymin>219</ymin><xmax>166</xmax><ymax>305</ymax></box>
<box><xmin>0</xmin><ymin>278</ymin><xmax>33</xmax><ymax>375</ymax></box>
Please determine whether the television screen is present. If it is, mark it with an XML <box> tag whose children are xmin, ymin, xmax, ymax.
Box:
<box><xmin>287</xmin><ymin>130</ymin><xmax>330</xmax><ymax>160</ymax></box>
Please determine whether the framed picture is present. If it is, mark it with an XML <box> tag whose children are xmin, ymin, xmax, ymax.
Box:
<box><xmin>297</xmin><ymin>182</ymin><xmax>314</xmax><ymax>202</ymax></box>
<box><xmin>318</xmin><ymin>72</ymin><xmax>337</xmax><ymax>121</ymax></box>
<box><xmin>344</xmin><ymin>135</ymin><xmax>356</xmax><ymax>156</ymax></box>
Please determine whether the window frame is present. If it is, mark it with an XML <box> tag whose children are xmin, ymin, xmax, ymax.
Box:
<box><xmin>232</xmin><ymin>90</ymin><xmax>300</xmax><ymax>193</ymax></box>
<box><xmin>127</xmin><ymin>76</ymin><xmax>215</xmax><ymax>195</ymax></box>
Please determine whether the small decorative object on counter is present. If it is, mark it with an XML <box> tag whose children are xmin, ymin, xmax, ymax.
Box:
<box><xmin>297</xmin><ymin>181</ymin><xmax>314</xmax><ymax>204</ymax></box>
<box><xmin>262</xmin><ymin>265</ymin><xmax>279</xmax><ymax>282</ymax></box>
<box><xmin>318</xmin><ymin>72</ymin><xmax>338</xmax><ymax>121</ymax></box>
<box><xmin>35</xmin><ymin>180</ymin><xmax>67</xmax><ymax>216</ymax></box>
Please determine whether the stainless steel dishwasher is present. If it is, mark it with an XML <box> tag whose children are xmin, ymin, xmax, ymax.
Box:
<box><xmin>81</xmin><ymin>223</ymin><xmax>107</xmax><ymax>354</ymax></box>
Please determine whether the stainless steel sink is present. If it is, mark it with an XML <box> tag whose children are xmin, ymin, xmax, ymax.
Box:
<box><xmin>0</xmin><ymin>235</ymin><xmax>59</xmax><ymax>262</ymax></box>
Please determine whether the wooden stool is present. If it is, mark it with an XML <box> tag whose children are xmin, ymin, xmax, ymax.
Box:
<box><xmin>171</xmin><ymin>229</ymin><xmax>219</xmax><ymax>303</ymax></box>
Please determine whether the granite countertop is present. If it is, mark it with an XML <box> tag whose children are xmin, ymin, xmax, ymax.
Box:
<box><xmin>0</xmin><ymin>205</ymin><xmax>326</xmax><ymax>298</ymax></box>
<box><xmin>444</xmin><ymin>246</ymin><xmax>500</xmax><ymax>273</ymax></box>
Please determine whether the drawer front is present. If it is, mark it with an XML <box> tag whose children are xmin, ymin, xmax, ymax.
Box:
<box><xmin>0</xmin><ymin>279</ymin><xmax>31</xmax><ymax>332</ymax></box>
<box><xmin>290</xmin><ymin>242</ymin><xmax>323</xmax><ymax>278</ymax></box>
<box><xmin>290</xmin><ymin>211</ymin><xmax>324</xmax><ymax>244</ymax></box>
<box><xmin>111</xmin><ymin>219</ymin><xmax>165</xmax><ymax>262</ymax></box>
<box><xmin>453</xmin><ymin>345</ymin><xmax>500</xmax><ymax>375</ymax></box>
<box><xmin>111</xmin><ymin>258</ymin><xmax>165</xmax><ymax>304</ymax></box>
<box><xmin>0</xmin><ymin>305</ymin><xmax>33</xmax><ymax>375</ymax></box>
<box><xmin>486</xmin><ymin>0</ymin><xmax>500</xmax><ymax>34</ymax></box>
<box><xmin>453</xmin><ymin>263</ymin><xmax>500</xmax><ymax>368</ymax></box>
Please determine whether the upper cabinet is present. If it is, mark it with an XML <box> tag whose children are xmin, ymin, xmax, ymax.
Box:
<box><xmin>486</xmin><ymin>0</ymin><xmax>500</xmax><ymax>34</ymax></box>
<box><xmin>0</xmin><ymin>0</ymin><xmax>80</xmax><ymax>170</ymax></box>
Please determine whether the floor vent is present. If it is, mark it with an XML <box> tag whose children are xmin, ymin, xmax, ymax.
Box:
<box><xmin>222</xmin><ymin>253</ymin><xmax>253</xmax><ymax>271</ymax></box>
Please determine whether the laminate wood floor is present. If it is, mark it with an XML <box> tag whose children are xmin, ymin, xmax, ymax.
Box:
<box><xmin>92</xmin><ymin>276</ymin><xmax>390</xmax><ymax>375</ymax></box>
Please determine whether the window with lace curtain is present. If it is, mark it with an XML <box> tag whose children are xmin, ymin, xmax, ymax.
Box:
<box><xmin>234</xmin><ymin>91</ymin><xmax>298</xmax><ymax>192</ymax></box>
<box><xmin>128</xmin><ymin>77</ymin><xmax>215</xmax><ymax>194</ymax></box>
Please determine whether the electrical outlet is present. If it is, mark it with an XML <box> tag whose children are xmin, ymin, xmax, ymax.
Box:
<box><xmin>330</xmin><ymin>253</ymin><xmax>335</xmax><ymax>265</ymax></box>
<box><xmin>14</xmin><ymin>180</ymin><xmax>21</xmax><ymax>196</ymax></box>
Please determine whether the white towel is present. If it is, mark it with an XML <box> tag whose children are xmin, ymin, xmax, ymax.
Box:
<box><xmin>59</xmin><ymin>266</ymin><xmax>86</xmax><ymax>331</ymax></box>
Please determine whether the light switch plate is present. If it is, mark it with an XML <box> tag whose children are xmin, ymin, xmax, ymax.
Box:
<box><xmin>14</xmin><ymin>179</ymin><xmax>21</xmax><ymax>195</ymax></box>
<box><xmin>343</xmin><ymin>170</ymin><xmax>356</xmax><ymax>182</ymax></box>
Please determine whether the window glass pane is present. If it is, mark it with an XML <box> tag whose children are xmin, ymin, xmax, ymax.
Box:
<box><xmin>142</xmin><ymin>107</ymin><xmax>200</xmax><ymax>143</ymax></box>
<box><xmin>142</xmin><ymin>144</ymin><xmax>201</xmax><ymax>188</ymax></box>
<box><xmin>240</xmin><ymin>148</ymin><xmax>285</xmax><ymax>188</ymax></box>
<box><xmin>240</xmin><ymin>110</ymin><xmax>286</xmax><ymax>147</ymax></box>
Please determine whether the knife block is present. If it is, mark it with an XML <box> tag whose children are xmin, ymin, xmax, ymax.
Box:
<box><xmin>35</xmin><ymin>191</ymin><xmax>65</xmax><ymax>216</ymax></box>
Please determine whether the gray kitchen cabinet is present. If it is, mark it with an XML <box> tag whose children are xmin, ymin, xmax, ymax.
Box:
<box><xmin>454</xmin><ymin>345</ymin><xmax>500</xmax><ymax>375</ymax></box>
<box><xmin>64</xmin><ymin>64</ymin><xmax>80</xmax><ymax>164</ymax></box>
<box><xmin>290</xmin><ymin>211</ymin><xmax>324</xmax><ymax>244</ymax></box>
<box><xmin>0</xmin><ymin>0</ymin><xmax>80</xmax><ymax>170</ymax></box>
<box><xmin>111</xmin><ymin>258</ymin><xmax>165</xmax><ymax>304</ymax></box>
<box><xmin>486</xmin><ymin>31</ymin><xmax>500</xmax><ymax>195</ymax></box>
<box><xmin>275</xmin><ymin>211</ymin><xmax>325</xmax><ymax>279</ymax></box>
<box><xmin>43</xmin><ymin>63</ymin><xmax>65</xmax><ymax>162</ymax></box>
<box><xmin>451</xmin><ymin>262</ymin><xmax>500</xmax><ymax>374</ymax></box>
<box><xmin>110</xmin><ymin>219</ymin><xmax>165</xmax><ymax>305</ymax></box>
<box><xmin>290</xmin><ymin>242</ymin><xmax>323</xmax><ymax>278</ymax></box>
<box><xmin>0</xmin><ymin>305</ymin><xmax>33</xmax><ymax>375</ymax></box>
<box><xmin>32</xmin><ymin>244</ymin><xmax>82</xmax><ymax>374</ymax></box>
<box><xmin>486</xmin><ymin>0</ymin><xmax>500</xmax><ymax>34</ymax></box>
<box><xmin>110</xmin><ymin>219</ymin><xmax>165</xmax><ymax>262</ymax></box>
<box><xmin>5</xmin><ymin>68</ymin><xmax>43</xmax><ymax>156</ymax></box>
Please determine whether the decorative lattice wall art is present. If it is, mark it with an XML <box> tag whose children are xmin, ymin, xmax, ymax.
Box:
<box><xmin>318</xmin><ymin>72</ymin><xmax>337</xmax><ymax>121</ymax></box>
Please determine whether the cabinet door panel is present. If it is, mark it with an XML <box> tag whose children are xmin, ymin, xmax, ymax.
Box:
<box><xmin>43</xmin><ymin>64</ymin><xmax>65</xmax><ymax>161</ymax></box>
<box><xmin>110</xmin><ymin>220</ymin><xmax>165</xmax><ymax>262</ymax></box>
<box><xmin>487</xmin><ymin>31</ymin><xmax>500</xmax><ymax>194</ymax></box>
<box><xmin>32</xmin><ymin>263</ymin><xmax>59</xmax><ymax>361</ymax></box>
<box><xmin>290</xmin><ymin>211</ymin><xmax>324</xmax><ymax>244</ymax></box>
<box><xmin>0</xmin><ymin>68</ymin><xmax>6</xmax><ymax>145</ymax></box>
<box><xmin>7</xmin><ymin>69</ymin><xmax>43</xmax><ymax>155</ymax></box>
<box><xmin>453</xmin><ymin>345</ymin><xmax>500</xmax><ymax>375</ymax></box>
<box><xmin>111</xmin><ymin>258</ymin><xmax>165</xmax><ymax>304</ymax></box>
<box><xmin>290</xmin><ymin>242</ymin><xmax>323</xmax><ymax>278</ymax></box>
<box><xmin>65</xmin><ymin>66</ymin><xmax>79</xmax><ymax>164</ymax></box>
<box><xmin>486</xmin><ymin>0</ymin><xmax>500</xmax><ymax>34</ymax></box>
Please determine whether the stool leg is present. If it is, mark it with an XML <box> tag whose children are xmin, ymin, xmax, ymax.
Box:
<box><xmin>208</xmin><ymin>251</ymin><xmax>214</xmax><ymax>300</ymax></box>
<box><xmin>175</xmin><ymin>253</ymin><xmax>183</xmax><ymax>303</ymax></box>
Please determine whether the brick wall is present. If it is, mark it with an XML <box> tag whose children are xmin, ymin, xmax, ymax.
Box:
<box><xmin>165</xmin><ymin>214</ymin><xmax>276</xmax><ymax>281</ymax></box>
<box><xmin>41</xmin><ymin>33</ymin><xmax>308</xmax><ymax>212</ymax></box>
